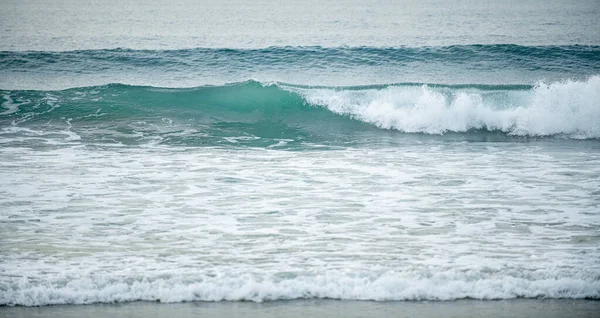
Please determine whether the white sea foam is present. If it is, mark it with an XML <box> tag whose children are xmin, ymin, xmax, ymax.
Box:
<box><xmin>298</xmin><ymin>76</ymin><xmax>600</xmax><ymax>138</ymax></box>
<box><xmin>1</xmin><ymin>146</ymin><xmax>599</xmax><ymax>306</ymax></box>
<box><xmin>0</xmin><ymin>126</ymin><xmax>82</xmax><ymax>144</ymax></box>
<box><xmin>2</xmin><ymin>271</ymin><xmax>599</xmax><ymax>306</ymax></box>
<box><xmin>1</xmin><ymin>94</ymin><xmax>30</xmax><ymax>115</ymax></box>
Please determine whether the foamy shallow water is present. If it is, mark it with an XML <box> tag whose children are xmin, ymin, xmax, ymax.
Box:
<box><xmin>1</xmin><ymin>143</ymin><xmax>599</xmax><ymax>305</ymax></box>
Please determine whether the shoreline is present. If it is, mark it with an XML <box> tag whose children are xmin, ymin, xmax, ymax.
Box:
<box><xmin>3</xmin><ymin>299</ymin><xmax>599</xmax><ymax>318</ymax></box>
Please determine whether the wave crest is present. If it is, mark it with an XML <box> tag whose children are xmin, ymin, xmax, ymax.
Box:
<box><xmin>2</xmin><ymin>77</ymin><xmax>599</xmax><ymax>147</ymax></box>
<box><xmin>295</xmin><ymin>76</ymin><xmax>600</xmax><ymax>138</ymax></box>
<box><xmin>3</xmin><ymin>270</ymin><xmax>599</xmax><ymax>306</ymax></box>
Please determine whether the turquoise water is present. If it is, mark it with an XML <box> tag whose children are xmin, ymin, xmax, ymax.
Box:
<box><xmin>1</xmin><ymin>0</ymin><xmax>600</xmax><ymax>307</ymax></box>
<box><xmin>2</xmin><ymin>76</ymin><xmax>600</xmax><ymax>149</ymax></box>
<box><xmin>2</xmin><ymin>45</ymin><xmax>600</xmax><ymax>89</ymax></box>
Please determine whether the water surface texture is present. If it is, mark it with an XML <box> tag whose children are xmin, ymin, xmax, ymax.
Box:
<box><xmin>1</xmin><ymin>0</ymin><xmax>599</xmax><ymax>307</ymax></box>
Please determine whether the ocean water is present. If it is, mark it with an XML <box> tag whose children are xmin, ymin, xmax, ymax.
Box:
<box><xmin>1</xmin><ymin>0</ymin><xmax>600</xmax><ymax>307</ymax></box>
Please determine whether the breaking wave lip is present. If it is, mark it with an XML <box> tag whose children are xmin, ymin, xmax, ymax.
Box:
<box><xmin>1</xmin><ymin>76</ymin><xmax>599</xmax><ymax>143</ymax></box>
<box><xmin>290</xmin><ymin>75</ymin><xmax>600</xmax><ymax>139</ymax></box>
<box><xmin>2</xmin><ymin>273</ymin><xmax>599</xmax><ymax>307</ymax></box>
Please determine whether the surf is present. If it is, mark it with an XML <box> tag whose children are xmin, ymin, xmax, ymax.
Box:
<box><xmin>3</xmin><ymin>271</ymin><xmax>599</xmax><ymax>306</ymax></box>
<box><xmin>1</xmin><ymin>76</ymin><xmax>599</xmax><ymax>148</ymax></box>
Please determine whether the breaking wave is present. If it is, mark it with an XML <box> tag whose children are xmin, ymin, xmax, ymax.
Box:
<box><xmin>1</xmin><ymin>76</ymin><xmax>599</xmax><ymax>147</ymax></box>
<box><xmin>2</xmin><ymin>270</ymin><xmax>599</xmax><ymax>306</ymax></box>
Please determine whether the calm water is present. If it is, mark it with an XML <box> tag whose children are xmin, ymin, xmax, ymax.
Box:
<box><xmin>1</xmin><ymin>0</ymin><xmax>599</xmax><ymax>306</ymax></box>
<box><xmin>2</xmin><ymin>0</ymin><xmax>600</xmax><ymax>51</ymax></box>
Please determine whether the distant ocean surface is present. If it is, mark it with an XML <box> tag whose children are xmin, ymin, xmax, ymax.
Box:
<box><xmin>1</xmin><ymin>0</ymin><xmax>599</xmax><ymax>307</ymax></box>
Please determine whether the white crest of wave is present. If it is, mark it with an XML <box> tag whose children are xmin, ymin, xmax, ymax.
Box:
<box><xmin>2</xmin><ymin>271</ymin><xmax>599</xmax><ymax>306</ymax></box>
<box><xmin>299</xmin><ymin>76</ymin><xmax>600</xmax><ymax>138</ymax></box>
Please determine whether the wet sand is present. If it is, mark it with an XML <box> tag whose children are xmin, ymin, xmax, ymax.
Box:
<box><xmin>2</xmin><ymin>299</ymin><xmax>599</xmax><ymax>318</ymax></box>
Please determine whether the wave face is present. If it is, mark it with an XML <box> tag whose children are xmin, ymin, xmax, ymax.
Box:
<box><xmin>1</xmin><ymin>77</ymin><xmax>599</xmax><ymax>147</ymax></box>
<box><xmin>2</xmin><ymin>45</ymin><xmax>600</xmax><ymax>89</ymax></box>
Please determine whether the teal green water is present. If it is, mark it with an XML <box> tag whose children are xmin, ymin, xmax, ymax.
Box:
<box><xmin>2</xmin><ymin>45</ymin><xmax>600</xmax><ymax>89</ymax></box>
<box><xmin>2</xmin><ymin>76</ymin><xmax>599</xmax><ymax>148</ymax></box>
<box><xmin>2</xmin><ymin>45</ymin><xmax>599</xmax><ymax>148</ymax></box>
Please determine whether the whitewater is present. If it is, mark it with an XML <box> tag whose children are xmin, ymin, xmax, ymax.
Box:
<box><xmin>1</xmin><ymin>0</ymin><xmax>600</xmax><ymax>309</ymax></box>
<box><xmin>2</xmin><ymin>144</ymin><xmax>600</xmax><ymax>306</ymax></box>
